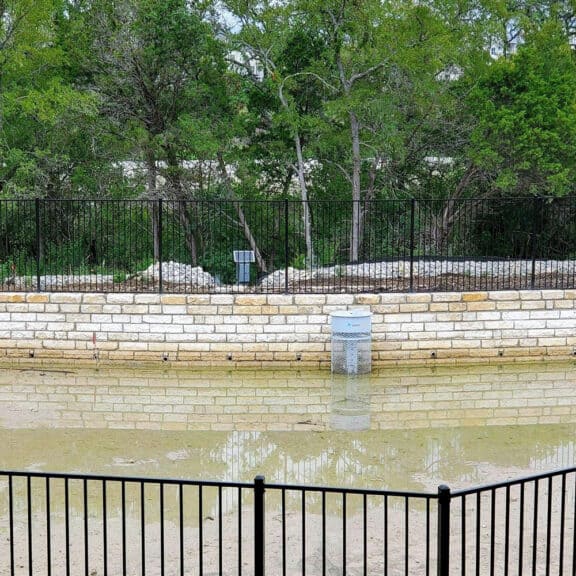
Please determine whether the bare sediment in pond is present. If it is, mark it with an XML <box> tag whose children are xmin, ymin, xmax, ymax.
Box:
<box><xmin>1</xmin><ymin>361</ymin><xmax>576</xmax><ymax>575</ymax></box>
<box><xmin>0</xmin><ymin>424</ymin><xmax>575</xmax><ymax>576</ymax></box>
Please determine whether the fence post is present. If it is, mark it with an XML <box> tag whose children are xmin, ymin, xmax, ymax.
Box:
<box><xmin>158</xmin><ymin>199</ymin><xmax>163</xmax><ymax>294</ymax></box>
<box><xmin>284</xmin><ymin>200</ymin><xmax>289</xmax><ymax>294</ymax></box>
<box><xmin>530</xmin><ymin>196</ymin><xmax>546</xmax><ymax>290</ymax></box>
<box><xmin>35</xmin><ymin>198</ymin><xmax>41</xmax><ymax>292</ymax></box>
<box><xmin>254</xmin><ymin>475</ymin><xmax>266</xmax><ymax>576</ymax></box>
<box><xmin>437</xmin><ymin>484</ymin><xmax>451</xmax><ymax>576</ymax></box>
<box><xmin>409</xmin><ymin>198</ymin><xmax>416</xmax><ymax>292</ymax></box>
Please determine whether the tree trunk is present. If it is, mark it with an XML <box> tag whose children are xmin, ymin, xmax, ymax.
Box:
<box><xmin>176</xmin><ymin>200</ymin><xmax>198</xmax><ymax>265</ymax></box>
<box><xmin>293</xmin><ymin>133</ymin><xmax>315</xmax><ymax>267</ymax></box>
<box><xmin>145</xmin><ymin>151</ymin><xmax>161</xmax><ymax>263</ymax></box>
<box><xmin>217</xmin><ymin>152</ymin><xmax>267</xmax><ymax>273</ymax></box>
<box><xmin>165</xmin><ymin>149</ymin><xmax>199</xmax><ymax>266</ymax></box>
<box><xmin>349</xmin><ymin>111</ymin><xmax>363</xmax><ymax>262</ymax></box>
<box><xmin>277</xmin><ymin>81</ymin><xmax>315</xmax><ymax>268</ymax></box>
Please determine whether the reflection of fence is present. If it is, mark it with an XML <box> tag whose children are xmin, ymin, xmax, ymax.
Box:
<box><xmin>1</xmin><ymin>197</ymin><xmax>576</xmax><ymax>293</ymax></box>
<box><xmin>1</xmin><ymin>467</ymin><xmax>576</xmax><ymax>575</ymax></box>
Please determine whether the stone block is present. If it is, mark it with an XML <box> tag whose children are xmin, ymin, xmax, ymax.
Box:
<box><xmin>50</xmin><ymin>294</ymin><xmax>82</xmax><ymax>304</ymax></box>
<box><xmin>325</xmin><ymin>294</ymin><xmax>354</xmax><ymax>305</ymax></box>
<box><xmin>432</xmin><ymin>293</ymin><xmax>462</xmax><ymax>302</ymax></box>
<box><xmin>355</xmin><ymin>295</ymin><xmax>380</xmax><ymax>305</ymax></box>
<box><xmin>489</xmin><ymin>291</ymin><xmax>519</xmax><ymax>301</ymax></box>
<box><xmin>106</xmin><ymin>294</ymin><xmax>134</xmax><ymax>304</ymax></box>
<box><xmin>186</xmin><ymin>295</ymin><xmax>211</xmax><ymax>305</ymax></box>
<box><xmin>26</xmin><ymin>294</ymin><xmax>49</xmax><ymax>303</ymax></box>
<box><xmin>463</xmin><ymin>292</ymin><xmax>488</xmax><ymax>302</ymax></box>
<box><xmin>161</xmin><ymin>305</ymin><xmax>187</xmax><ymax>315</ymax></box>
<box><xmin>134</xmin><ymin>294</ymin><xmax>160</xmax><ymax>304</ymax></box>
<box><xmin>466</xmin><ymin>302</ymin><xmax>496</xmax><ymax>311</ymax></box>
<box><xmin>122</xmin><ymin>305</ymin><xmax>149</xmax><ymax>314</ymax></box>
<box><xmin>399</xmin><ymin>303</ymin><xmax>429</xmax><ymax>313</ymax></box>
<box><xmin>210</xmin><ymin>295</ymin><xmax>234</xmax><ymax>305</ymax></box>
<box><xmin>235</xmin><ymin>295</ymin><xmax>268</xmax><ymax>306</ymax></box>
<box><xmin>186</xmin><ymin>305</ymin><xmax>218</xmax><ymax>315</ymax></box>
<box><xmin>160</xmin><ymin>295</ymin><xmax>186</xmax><ymax>305</ymax></box>
<box><xmin>1</xmin><ymin>294</ymin><xmax>25</xmax><ymax>303</ymax></box>
<box><xmin>406</xmin><ymin>294</ymin><xmax>432</xmax><ymax>303</ymax></box>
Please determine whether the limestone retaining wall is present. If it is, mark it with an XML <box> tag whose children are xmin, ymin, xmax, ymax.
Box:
<box><xmin>0</xmin><ymin>290</ymin><xmax>575</xmax><ymax>366</ymax></box>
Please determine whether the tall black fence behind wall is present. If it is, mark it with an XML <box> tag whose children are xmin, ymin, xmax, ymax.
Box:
<box><xmin>2</xmin><ymin>467</ymin><xmax>576</xmax><ymax>575</ymax></box>
<box><xmin>1</xmin><ymin>197</ymin><xmax>576</xmax><ymax>293</ymax></box>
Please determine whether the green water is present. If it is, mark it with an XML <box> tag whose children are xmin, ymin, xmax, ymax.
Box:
<box><xmin>0</xmin><ymin>361</ymin><xmax>575</xmax><ymax>491</ymax></box>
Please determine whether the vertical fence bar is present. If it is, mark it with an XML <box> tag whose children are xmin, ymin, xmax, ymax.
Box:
<box><xmin>302</xmin><ymin>490</ymin><xmax>306</xmax><ymax>576</ymax></box>
<box><xmin>122</xmin><ymin>481</ymin><xmax>127</xmax><ymax>576</ymax></box>
<box><xmin>284</xmin><ymin>200</ymin><xmax>289</xmax><ymax>294</ymax></box>
<box><xmin>282</xmin><ymin>489</ymin><xmax>286</xmax><ymax>576</ymax></box>
<box><xmin>35</xmin><ymin>198</ymin><xmax>41</xmax><ymax>291</ymax></box>
<box><xmin>437</xmin><ymin>485</ymin><xmax>451</xmax><ymax>576</ymax></box>
<box><xmin>238</xmin><ymin>486</ymin><xmax>242</xmax><ymax>576</ymax></box>
<box><xmin>158</xmin><ymin>199</ymin><xmax>163</xmax><ymax>294</ymax></box>
<box><xmin>343</xmin><ymin>493</ymin><xmax>347</xmax><ymax>576</ymax></box>
<box><xmin>254</xmin><ymin>476</ymin><xmax>266</xmax><ymax>576</ymax></box>
<box><xmin>141</xmin><ymin>483</ymin><xmax>146</xmax><ymax>576</ymax></box>
<box><xmin>65</xmin><ymin>478</ymin><xmax>70</xmax><ymax>576</ymax></box>
<box><xmin>218</xmin><ymin>486</ymin><xmax>223</xmax><ymax>576</ymax></box>
<box><xmin>530</xmin><ymin>197</ymin><xmax>539</xmax><ymax>290</ymax></box>
<box><xmin>410</xmin><ymin>198</ymin><xmax>415</xmax><ymax>292</ymax></box>
<box><xmin>46</xmin><ymin>478</ymin><xmax>51</xmax><ymax>576</ymax></box>
<box><xmin>199</xmin><ymin>485</ymin><xmax>203</xmax><ymax>576</ymax></box>
<box><xmin>9</xmin><ymin>476</ymin><xmax>14</xmax><ymax>576</ymax></box>
<box><xmin>160</xmin><ymin>483</ymin><xmax>165</xmax><ymax>576</ymax></box>
<box><xmin>321</xmin><ymin>492</ymin><xmax>326</xmax><ymax>576</ymax></box>
<box><xmin>103</xmin><ymin>481</ymin><xmax>108</xmax><ymax>576</ymax></box>
<box><xmin>532</xmin><ymin>480</ymin><xmax>539</xmax><ymax>576</ymax></box>
<box><xmin>179</xmin><ymin>485</ymin><xmax>184</xmax><ymax>576</ymax></box>
<box><xmin>84</xmin><ymin>479</ymin><xmax>89</xmax><ymax>576</ymax></box>
<box><xmin>27</xmin><ymin>476</ymin><xmax>32</xmax><ymax>576</ymax></box>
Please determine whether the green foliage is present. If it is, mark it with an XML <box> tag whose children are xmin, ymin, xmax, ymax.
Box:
<box><xmin>0</xmin><ymin>0</ymin><xmax>576</xmax><ymax>270</ymax></box>
<box><xmin>467</xmin><ymin>21</ymin><xmax>576</xmax><ymax>196</ymax></box>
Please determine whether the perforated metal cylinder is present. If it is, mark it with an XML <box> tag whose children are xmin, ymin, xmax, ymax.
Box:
<box><xmin>331</xmin><ymin>310</ymin><xmax>372</xmax><ymax>375</ymax></box>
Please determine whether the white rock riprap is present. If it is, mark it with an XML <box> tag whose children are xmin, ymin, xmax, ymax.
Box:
<box><xmin>7</xmin><ymin>274</ymin><xmax>115</xmax><ymax>290</ymax></box>
<box><xmin>309</xmin><ymin>259</ymin><xmax>576</xmax><ymax>281</ymax></box>
<box><xmin>258</xmin><ymin>267</ymin><xmax>311</xmax><ymax>290</ymax></box>
<box><xmin>2</xmin><ymin>259</ymin><xmax>575</xmax><ymax>291</ymax></box>
<box><xmin>139</xmin><ymin>261</ymin><xmax>216</xmax><ymax>288</ymax></box>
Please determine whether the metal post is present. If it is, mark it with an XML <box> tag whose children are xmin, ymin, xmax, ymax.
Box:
<box><xmin>35</xmin><ymin>198</ymin><xmax>41</xmax><ymax>292</ymax></box>
<box><xmin>254</xmin><ymin>475</ymin><xmax>266</xmax><ymax>576</ymax></box>
<box><xmin>284</xmin><ymin>200</ymin><xmax>289</xmax><ymax>294</ymax></box>
<box><xmin>409</xmin><ymin>198</ymin><xmax>416</xmax><ymax>292</ymax></box>
<box><xmin>437</xmin><ymin>484</ymin><xmax>451</xmax><ymax>576</ymax></box>
<box><xmin>529</xmin><ymin>196</ymin><xmax>544</xmax><ymax>290</ymax></box>
<box><xmin>158</xmin><ymin>199</ymin><xmax>163</xmax><ymax>294</ymax></box>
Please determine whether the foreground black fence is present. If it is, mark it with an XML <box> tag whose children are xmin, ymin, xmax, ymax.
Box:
<box><xmin>2</xmin><ymin>466</ymin><xmax>576</xmax><ymax>575</ymax></box>
<box><xmin>1</xmin><ymin>197</ymin><xmax>576</xmax><ymax>293</ymax></box>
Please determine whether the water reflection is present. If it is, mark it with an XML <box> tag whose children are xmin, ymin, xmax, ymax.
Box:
<box><xmin>330</xmin><ymin>374</ymin><xmax>371</xmax><ymax>431</ymax></box>
<box><xmin>0</xmin><ymin>361</ymin><xmax>576</xmax><ymax>490</ymax></box>
<box><xmin>3</xmin><ymin>360</ymin><xmax>576</xmax><ymax>431</ymax></box>
<box><xmin>1</xmin><ymin>424</ymin><xmax>576</xmax><ymax>491</ymax></box>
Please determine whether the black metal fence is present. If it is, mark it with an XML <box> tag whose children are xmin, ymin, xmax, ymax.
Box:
<box><xmin>1</xmin><ymin>467</ymin><xmax>576</xmax><ymax>575</ymax></box>
<box><xmin>1</xmin><ymin>197</ymin><xmax>576</xmax><ymax>293</ymax></box>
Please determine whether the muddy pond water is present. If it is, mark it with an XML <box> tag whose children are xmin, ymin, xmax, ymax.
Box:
<box><xmin>1</xmin><ymin>361</ymin><xmax>576</xmax><ymax>491</ymax></box>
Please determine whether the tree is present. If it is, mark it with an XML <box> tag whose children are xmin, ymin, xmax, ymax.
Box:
<box><xmin>0</xmin><ymin>0</ymin><xmax>99</xmax><ymax>199</ymax></box>
<box><xmin>466</xmin><ymin>21</ymin><xmax>576</xmax><ymax>197</ymax></box>
<box><xmin>81</xmin><ymin>0</ymin><xmax>225</xmax><ymax>263</ymax></box>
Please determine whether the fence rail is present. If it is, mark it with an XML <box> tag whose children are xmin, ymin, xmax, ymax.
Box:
<box><xmin>1</xmin><ymin>197</ymin><xmax>576</xmax><ymax>293</ymax></box>
<box><xmin>1</xmin><ymin>466</ymin><xmax>576</xmax><ymax>575</ymax></box>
